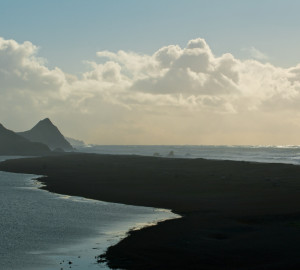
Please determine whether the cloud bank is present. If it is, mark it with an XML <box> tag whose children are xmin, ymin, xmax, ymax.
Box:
<box><xmin>1</xmin><ymin>37</ymin><xmax>300</xmax><ymax>144</ymax></box>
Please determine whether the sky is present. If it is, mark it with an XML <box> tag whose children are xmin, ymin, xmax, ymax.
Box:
<box><xmin>1</xmin><ymin>0</ymin><xmax>300</xmax><ymax>145</ymax></box>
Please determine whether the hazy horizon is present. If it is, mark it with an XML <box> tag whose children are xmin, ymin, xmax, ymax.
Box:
<box><xmin>2</xmin><ymin>1</ymin><xmax>300</xmax><ymax>145</ymax></box>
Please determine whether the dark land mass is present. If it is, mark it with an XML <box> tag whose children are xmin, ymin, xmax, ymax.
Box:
<box><xmin>0</xmin><ymin>123</ymin><xmax>50</xmax><ymax>156</ymax></box>
<box><xmin>0</xmin><ymin>153</ymin><xmax>300</xmax><ymax>269</ymax></box>
<box><xmin>65</xmin><ymin>136</ymin><xmax>86</xmax><ymax>148</ymax></box>
<box><xmin>18</xmin><ymin>118</ymin><xmax>73</xmax><ymax>151</ymax></box>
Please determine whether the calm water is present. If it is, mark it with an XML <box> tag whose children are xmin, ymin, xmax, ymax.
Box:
<box><xmin>0</xmin><ymin>157</ymin><xmax>179</xmax><ymax>270</ymax></box>
<box><xmin>78</xmin><ymin>145</ymin><xmax>300</xmax><ymax>165</ymax></box>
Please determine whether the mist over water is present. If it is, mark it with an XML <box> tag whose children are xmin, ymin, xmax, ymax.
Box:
<box><xmin>0</xmin><ymin>157</ymin><xmax>178</xmax><ymax>270</ymax></box>
<box><xmin>79</xmin><ymin>145</ymin><xmax>300</xmax><ymax>165</ymax></box>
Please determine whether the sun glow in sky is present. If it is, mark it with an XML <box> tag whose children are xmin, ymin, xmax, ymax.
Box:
<box><xmin>1</xmin><ymin>0</ymin><xmax>300</xmax><ymax>145</ymax></box>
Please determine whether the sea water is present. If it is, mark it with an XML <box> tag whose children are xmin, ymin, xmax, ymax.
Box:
<box><xmin>78</xmin><ymin>145</ymin><xmax>300</xmax><ymax>165</ymax></box>
<box><xmin>0</xmin><ymin>157</ymin><xmax>179</xmax><ymax>270</ymax></box>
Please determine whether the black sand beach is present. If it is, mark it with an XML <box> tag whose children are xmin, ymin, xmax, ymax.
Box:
<box><xmin>1</xmin><ymin>153</ymin><xmax>300</xmax><ymax>269</ymax></box>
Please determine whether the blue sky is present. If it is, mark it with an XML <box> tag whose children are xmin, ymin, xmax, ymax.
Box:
<box><xmin>1</xmin><ymin>0</ymin><xmax>300</xmax><ymax>74</ymax></box>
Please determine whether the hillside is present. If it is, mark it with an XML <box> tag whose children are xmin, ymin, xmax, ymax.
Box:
<box><xmin>18</xmin><ymin>118</ymin><xmax>73</xmax><ymax>151</ymax></box>
<box><xmin>0</xmin><ymin>123</ymin><xmax>51</xmax><ymax>155</ymax></box>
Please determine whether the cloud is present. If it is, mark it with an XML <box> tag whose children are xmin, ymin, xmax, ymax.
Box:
<box><xmin>0</xmin><ymin>38</ymin><xmax>67</xmax><ymax>93</ymax></box>
<box><xmin>1</xmin><ymin>37</ymin><xmax>300</xmax><ymax>144</ymax></box>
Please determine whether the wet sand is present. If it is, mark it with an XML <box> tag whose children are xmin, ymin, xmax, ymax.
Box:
<box><xmin>0</xmin><ymin>153</ymin><xmax>300</xmax><ymax>269</ymax></box>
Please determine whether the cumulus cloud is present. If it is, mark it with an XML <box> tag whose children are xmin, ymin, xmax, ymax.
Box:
<box><xmin>1</xmin><ymin>37</ymin><xmax>300</xmax><ymax>144</ymax></box>
<box><xmin>0</xmin><ymin>38</ymin><xmax>67</xmax><ymax>94</ymax></box>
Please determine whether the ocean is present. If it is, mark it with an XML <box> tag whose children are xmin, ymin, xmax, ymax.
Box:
<box><xmin>78</xmin><ymin>145</ymin><xmax>300</xmax><ymax>165</ymax></box>
<box><xmin>0</xmin><ymin>157</ymin><xmax>178</xmax><ymax>270</ymax></box>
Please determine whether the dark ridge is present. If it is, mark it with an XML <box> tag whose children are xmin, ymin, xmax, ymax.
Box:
<box><xmin>0</xmin><ymin>123</ymin><xmax>51</xmax><ymax>155</ymax></box>
<box><xmin>18</xmin><ymin>118</ymin><xmax>73</xmax><ymax>151</ymax></box>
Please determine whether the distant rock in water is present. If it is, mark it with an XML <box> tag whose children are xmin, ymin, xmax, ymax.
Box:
<box><xmin>65</xmin><ymin>137</ymin><xmax>86</xmax><ymax>148</ymax></box>
<box><xmin>167</xmin><ymin>151</ymin><xmax>175</xmax><ymax>157</ymax></box>
<box><xmin>18</xmin><ymin>118</ymin><xmax>73</xmax><ymax>151</ymax></box>
<box><xmin>0</xmin><ymin>123</ymin><xmax>51</xmax><ymax>156</ymax></box>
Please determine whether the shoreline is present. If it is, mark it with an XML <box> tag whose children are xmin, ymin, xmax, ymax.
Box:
<box><xmin>32</xmin><ymin>167</ymin><xmax>183</xmax><ymax>268</ymax></box>
<box><xmin>0</xmin><ymin>159</ymin><xmax>179</xmax><ymax>270</ymax></box>
<box><xmin>1</xmin><ymin>153</ymin><xmax>300</xmax><ymax>269</ymax></box>
<box><xmin>33</xmin><ymin>174</ymin><xmax>183</xmax><ymax>264</ymax></box>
